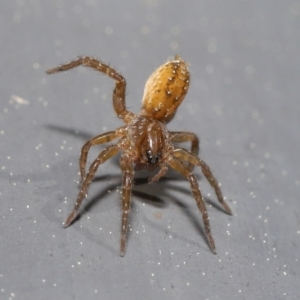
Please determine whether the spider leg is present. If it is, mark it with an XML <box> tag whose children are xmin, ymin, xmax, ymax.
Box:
<box><xmin>119</xmin><ymin>154</ymin><xmax>134</xmax><ymax>256</ymax></box>
<box><xmin>80</xmin><ymin>128</ymin><xmax>126</xmax><ymax>179</ymax></box>
<box><xmin>167</xmin><ymin>155</ymin><xmax>216</xmax><ymax>253</ymax></box>
<box><xmin>173</xmin><ymin>148</ymin><xmax>232</xmax><ymax>215</ymax></box>
<box><xmin>64</xmin><ymin>144</ymin><xmax>120</xmax><ymax>228</ymax></box>
<box><xmin>46</xmin><ymin>56</ymin><xmax>133</xmax><ymax>121</ymax></box>
<box><xmin>148</xmin><ymin>164</ymin><xmax>168</xmax><ymax>183</ymax></box>
<box><xmin>170</xmin><ymin>131</ymin><xmax>199</xmax><ymax>171</ymax></box>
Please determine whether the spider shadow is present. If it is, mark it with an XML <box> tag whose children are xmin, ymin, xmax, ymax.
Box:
<box><xmin>132</xmin><ymin>176</ymin><xmax>227</xmax><ymax>251</ymax></box>
<box><xmin>45</xmin><ymin>124</ymin><xmax>94</xmax><ymax>141</ymax></box>
<box><xmin>72</xmin><ymin>170</ymin><xmax>226</xmax><ymax>253</ymax></box>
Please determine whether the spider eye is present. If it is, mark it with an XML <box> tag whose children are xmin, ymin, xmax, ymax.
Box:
<box><xmin>145</xmin><ymin>150</ymin><xmax>161</xmax><ymax>164</ymax></box>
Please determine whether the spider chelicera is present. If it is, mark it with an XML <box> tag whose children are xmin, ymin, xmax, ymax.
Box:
<box><xmin>46</xmin><ymin>55</ymin><xmax>232</xmax><ymax>256</ymax></box>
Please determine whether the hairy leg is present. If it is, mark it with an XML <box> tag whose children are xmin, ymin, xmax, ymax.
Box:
<box><xmin>119</xmin><ymin>154</ymin><xmax>134</xmax><ymax>256</ymax></box>
<box><xmin>167</xmin><ymin>156</ymin><xmax>216</xmax><ymax>253</ymax></box>
<box><xmin>173</xmin><ymin>148</ymin><xmax>232</xmax><ymax>215</ymax></box>
<box><xmin>46</xmin><ymin>56</ymin><xmax>133</xmax><ymax>121</ymax></box>
<box><xmin>170</xmin><ymin>131</ymin><xmax>199</xmax><ymax>170</ymax></box>
<box><xmin>80</xmin><ymin>131</ymin><xmax>117</xmax><ymax>179</ymax></box>
<box><xmin>64</xmin><ymin>144</ymin><xmax>120</xmax><ymax>228</ymax></box>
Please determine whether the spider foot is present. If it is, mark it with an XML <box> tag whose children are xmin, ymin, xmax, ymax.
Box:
<box><xmin>120</xmin><ymin>235</ymin><xmax>126</xmax><ymax>257</ymax></box>
<box><xmin>63</xmin><ymin>210</ymin><xmax>78</xmax><ymax>228</ymax></box>
<box><xmin>207</xmin><ymin>232</ymin><xmax>216</xmax><ymax>254</ymax></box>
<box><xmin>222</xmin><ymin>200</ymin><xmax>232</xmax><ymax>215</ymax></box>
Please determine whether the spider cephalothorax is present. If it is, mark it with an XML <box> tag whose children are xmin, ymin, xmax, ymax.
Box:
<box><xmin>47</xmin><ymin>55</ymin><xmax>232</xmax><ymax>256</ymax></box>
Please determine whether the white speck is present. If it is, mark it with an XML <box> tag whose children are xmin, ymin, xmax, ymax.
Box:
<box><xmin>289</xmin><ymin>3</ymin><xmax>300</xmax><ymax>15</ymax></box>
<box><xmin>54</xmin><ymin>39</ymin><xmax>62</xmax><ymax>47</ymax></box>
<box><xmin>11</xmin><ymin>95</ymin><xmax>29</xmax><ymax>105</ymax></box>
<box><xmin>224</xmin><ymin>76</ymin><xmax>232</xmax><ymax>84</ymax></box>
<box><xmin>42</xmin><ymin>279</ymin><xmax>46</xmax><ymax>283</ymax></box>
<box><xmin>245</xmin><ymin>65</ymin><xmax>255</xmax><ymax>76</ymax></box>
<box><xmin>264</xmin><ymin>152</ymin><xmax>270</xmax><ymax>159</ymax></box>
<box><xmin>170</xmin><ymin>41</ymin><xmax>178</xmax><ymax>50</ymax></box>
<box><xmin>207</xmin><ymin>37</ymin><xmax>217</xmax><ymax>53</ymax></box>
<box><xmin>105</xmin><ymin>26</ymin><xmax>114</xmax><ymax>35</ymax></box>
<box><xmin>206</xmin><ymin>65</ymin><xmax>214</xmax><ymax>74</ymax></box>
<box><xmin>252</xmin><ymin>110</ymin><xmax>259</xmax><ymax>119</ymax></box>
<box><xmin>33</xmin><ymin>63</ymin><xmax>40</xmax><ymax>69</ymax></box>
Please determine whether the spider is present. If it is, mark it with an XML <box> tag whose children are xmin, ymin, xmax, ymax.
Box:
<box><xmin>46</xmin><ymin>55</ymin><xmax>232</xmax><ymax>256</ymax></box>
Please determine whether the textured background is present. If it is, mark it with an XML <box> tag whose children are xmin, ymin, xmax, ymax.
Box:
<box><xmin>0</xmin><ymin>1</ymin><xmax>299</xmax><ymax>299</ymax></box>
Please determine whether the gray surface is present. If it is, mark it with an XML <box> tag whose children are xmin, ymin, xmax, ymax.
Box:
<box><xmin>0</xmin><ymin>1</ymin><xmax>300</xmax><ymax>299</ymax></box>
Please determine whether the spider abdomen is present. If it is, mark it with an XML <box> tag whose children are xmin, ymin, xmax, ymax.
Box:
<box><xmin>141</xmin><ymin>55</ymin><xmax>190</xmax><ymax>122</ymax></box>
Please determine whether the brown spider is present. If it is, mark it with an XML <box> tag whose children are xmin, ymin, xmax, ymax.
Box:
<box><xmin>46</xmin><ymin>55</ymin><xmax>232</xmax><ymax>256</ymax></box>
